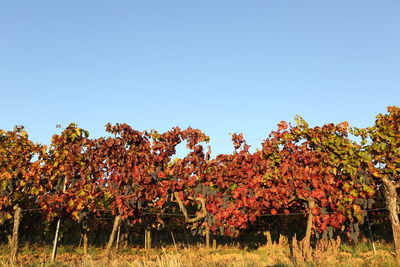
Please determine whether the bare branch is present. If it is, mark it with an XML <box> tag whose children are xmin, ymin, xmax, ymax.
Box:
<box><xmin>173</xmin><ymin>192</ymin><xmax>189</xmax><ymax>221</ymax></box>
<box><xmin>187</xmin><ymin>196</ymin><xmax>208</xmax><ymax>223</ymax></box>
<box><xmin>298</xmin><ymin>196</ymin><xmax>307</xmax><ymax>201</ymax></box>
<box><xmin>173</xmin><ymin>192</ymin><xmax>208</xmax><ymax>223</ymax></box>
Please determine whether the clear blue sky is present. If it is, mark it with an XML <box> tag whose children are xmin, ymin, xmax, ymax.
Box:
<box><xmin>1</xmin><ymin>1</ymin><xmax>399</xmax><ymax>156</ymax></box>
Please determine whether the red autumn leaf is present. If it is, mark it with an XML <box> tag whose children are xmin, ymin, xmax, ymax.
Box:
<box><xmin>312</xmin><ymin>189</ymin><xmax>325</xmax><ymax>199</ymax></box>
<box><xmin>277</xmin><ymin>121</ymin><xmax>288</xmax><ymax>131</ymax></box>
<box><xmin>157</xmin><ymin>171</ymin><xmax>166</xmax><ymax>179</ymax></box>
<box><xmin>284</xmin><ymin>209</ymin><xmax>290</xmax><ymax>215</ymax></box>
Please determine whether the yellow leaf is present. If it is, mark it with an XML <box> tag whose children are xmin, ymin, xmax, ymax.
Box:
<box><xmin>72</xmin><ymin>211</ymin><xmax>79</xmax><ymax>220</ymax></box>
<box><xmin>76</xmin><ymin>202</ymin><xmax>84</xmax><ymax>210</ymax></box>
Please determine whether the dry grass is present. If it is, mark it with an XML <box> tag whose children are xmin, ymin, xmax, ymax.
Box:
<box><xmin>0</xmin><ymin>240</ymin><xmax>397</xmax><ymax>267</ymax></box>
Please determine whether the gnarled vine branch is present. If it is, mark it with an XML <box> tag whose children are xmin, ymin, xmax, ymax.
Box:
<box><xmin>173</xmin><ymin>192</ymin><xmax>208</xmax><ymax>223</ymax></box>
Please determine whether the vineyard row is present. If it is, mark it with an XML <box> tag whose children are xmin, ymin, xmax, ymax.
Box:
<box><xmin>1</xmin><ymin>106</ymin><xmax>399</xmax><ymax>261</ymax></box>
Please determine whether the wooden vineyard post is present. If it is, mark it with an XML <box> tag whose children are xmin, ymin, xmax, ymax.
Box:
<box><xmin>51</xmin><ymin>178</ymin><xmax>67</xmax><ymax>262</ymax></box>
<box><xmin>115</xmin><ymin>223</ymin><xmax>121</xmax><ymax>249</ymax></box>
<box><xmin>205</xmin><ymin>225</ymin><xmax>210</xmax><ymax>249</ymax></box>
<box><xmin>105</xmin><ymin>215</ymin><xmax>121</xmax><ymax>255</ymax></box>
<box><xmin>265</xmin><ymin>231</ymin><xmax>273</xmax><ymax>245</ymax></box>
<box><xmin>81</xmin><ymin>220</ymin><xmax>89</xmax><ymax>256</ymax></box>
<box><xmin>83</xmin><ymin>231</ymin><xmax>88</xmax><ymax>255</ymax></box>
<box><xmin>145</xmin><ymin>229</ymin><xmax>152</xmax><ymax>250</ymax></box>
<box><xmin>51</xmin><ymin>219</ymin><xmax>62</xmax><ymax>262</ymax></box>
<box><xmin>303</xmin><ymin>198</ymin><xmax>315</xmax><ymax>248</ymax></box>
<box><xmin>10</xmin><ymin>204</ymin><xmax>22</xmax><ymax>263</ymax></box>
<box><xmin>171</xmin><ymin>230</ymin><xmax>178</xmax><ymax>251</ymax></box>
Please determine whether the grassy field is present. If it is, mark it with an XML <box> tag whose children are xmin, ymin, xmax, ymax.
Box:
<box><xmin>0</xmin><ymin>239</ymin><xmax>397</xmax><ymax>267</ymax></box>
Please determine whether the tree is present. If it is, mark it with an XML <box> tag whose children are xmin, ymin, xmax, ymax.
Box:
<box><xmin>99</xmin><ymin>124</ymin><xmax>185</xmax><ymax>253</ymax></box>
<box><xmin>261</xmin><ymin>118</ymin><xmax>375</xmax><ymax>246</ymax></box>
<box><xmin>203</xmin><ymin>133</ymin><xmax>267</xmax><ymax>237</ymax></box>
<box><xmin>359</xmin><ymin>106</ymin><xmax>400</xmax><ymax>260</ymax></box>
<box><xmin>158</xmin><ymin>128</ymin><xmax>211</xmax><ymax>237</ymax></box>
<box><xmin>0</xmin><ymin>126</ymin><xmax>41</xmax><ymax>262</ymax></box>
<box><xmin>38</xmin><ymin>124</ymin><xmax>101</xmax><ymax>259</ymax></box>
